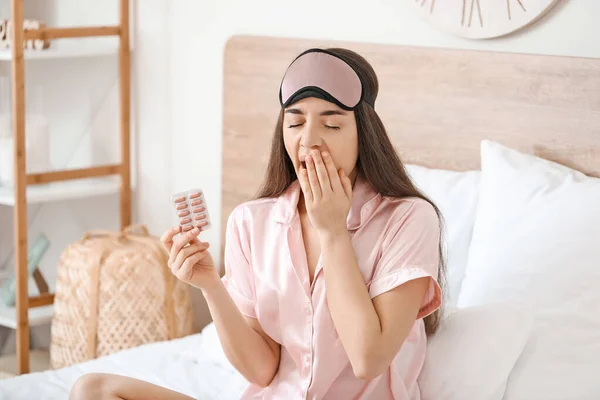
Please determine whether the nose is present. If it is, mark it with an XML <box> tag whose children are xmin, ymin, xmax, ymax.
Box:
<box><xmin>300</xmin><ymin>122</ymin><xmax>322</xmax><ymax>149</ymax></box>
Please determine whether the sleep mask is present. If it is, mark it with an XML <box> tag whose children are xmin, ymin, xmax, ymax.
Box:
<box><xmin>279</xmin><ymin>48</ymin><xmax>375</xmax><ymax>111</ymax></box>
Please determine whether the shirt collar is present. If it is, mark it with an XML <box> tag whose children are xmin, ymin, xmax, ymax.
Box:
<box><xmin>273</xmin><ymin>173</ymin><xmax>381</xmax><ymax>230</ymax></box>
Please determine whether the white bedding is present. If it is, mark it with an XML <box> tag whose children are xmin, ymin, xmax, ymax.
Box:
<box><xmin>0</xmin><ymin>324</ymin><xmax>248</xmax><ymax>400</ymax></box>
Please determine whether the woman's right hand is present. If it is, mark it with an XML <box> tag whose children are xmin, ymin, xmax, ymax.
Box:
<box><xmin>160</xmin><ymin>226</ymin><xmax>220</xmax><ymax>291</ymax></box>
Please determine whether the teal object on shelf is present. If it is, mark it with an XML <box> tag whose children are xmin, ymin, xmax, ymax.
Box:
<box><xmin>0</xmin><ymin>233</ymin><xmax>50</xmax><ymax>307</ymax></box>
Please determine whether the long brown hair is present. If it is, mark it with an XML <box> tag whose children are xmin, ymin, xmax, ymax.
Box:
<box><xmin>254</xmin><ymin>48</ymin><xmax>446</xmax><ymax>335</ymax></box>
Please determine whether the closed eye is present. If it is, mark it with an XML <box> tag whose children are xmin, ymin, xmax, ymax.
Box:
<box><xmin>287</xmin><ymin>123</ymin><xmax>339</xmax><ymax>130</ymax></box>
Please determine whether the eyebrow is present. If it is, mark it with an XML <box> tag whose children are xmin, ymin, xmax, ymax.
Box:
<box><xmin>284</xmin><ymin>108</ymin><xmax>346</xmax><ymax>116</ymax></box>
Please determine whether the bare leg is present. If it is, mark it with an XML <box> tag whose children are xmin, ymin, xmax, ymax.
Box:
<box><xmin>69</xmin><ymin>373</ymin><xmax>195</xmax><ymax>400</ymax></box>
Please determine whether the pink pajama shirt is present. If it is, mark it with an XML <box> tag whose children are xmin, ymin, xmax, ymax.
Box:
<box><xmin>222</xmin><ymin>175</ymin><xmax>442</xmax><ymax>399</ymax></box>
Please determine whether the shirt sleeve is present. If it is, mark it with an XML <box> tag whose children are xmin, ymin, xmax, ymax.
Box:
<box><xmin>368</xmin><ymin>200</ymin><xmax>442</xmax><ymax>320</ymax></box>
<box><xmin>221</xmin><ymin>206</ymin><xmax>257</xmax><ymax>318</ymax></box>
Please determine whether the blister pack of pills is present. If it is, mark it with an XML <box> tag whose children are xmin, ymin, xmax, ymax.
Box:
<box><xmin>171</xmin><ymin>188</ymin><xmax>211</xmax><ymax>232</ymax></box>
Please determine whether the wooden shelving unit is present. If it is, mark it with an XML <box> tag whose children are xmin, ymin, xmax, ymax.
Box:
<box><xmin>0</xmin><ymin>39</ymin><xmax>119</xmax><ymax>61</ymax></box>
<box><xmin>2</xmin><ymin>0</ymin><xmax>132</xmax><ymax>375</ymax></box>
<box><xmin>0</xmin><ymin>176</ymin><xmax>122</xmax><ymax>205</ymax></box>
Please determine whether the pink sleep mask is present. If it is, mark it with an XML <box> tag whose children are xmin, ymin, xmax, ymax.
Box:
<box><xmin>279</xmin><ymin>48</ymin><xmax>374</xmax><ymax>110</ymax></box>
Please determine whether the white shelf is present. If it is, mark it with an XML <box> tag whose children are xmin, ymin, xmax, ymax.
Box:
<box><xmin>0</xmin><ymin>176</ymin><xmax>121</xmax><ymax>206</ymax></box>
<box><xmin>0</xmin><ymin>304</ymin><xmax>53</xmax><ymax>329</ymax></box>
<box><xmin>0</xmin><ymin>40</ymin><xmax>119</xmax><ymax>61</ymax></box>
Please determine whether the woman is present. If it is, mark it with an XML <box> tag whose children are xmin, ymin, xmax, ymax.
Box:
<box><xmin>70</xmin><ymin>47</ymin><xmax>445</xmax><ymax>400</ymax></box>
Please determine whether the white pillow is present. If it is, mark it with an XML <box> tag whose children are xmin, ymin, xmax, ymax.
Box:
<box><xmin>418</xmin><ymin>302</ymin><xmax>534</xmax><ymax>400</ymax></box>
<box><xmin>405</xmin><ymin>164</ymin><xmax>480</xmax><ymax>307</ymax></box>
<box><xmin>457</xmin><ymin>140</ymin><xmax>600</xmax><ymax>400</ymax></box>
<box><xmin>198</xmin><ymin>322</ymin><xmax>233</xmax><ymax>368</ymax></box>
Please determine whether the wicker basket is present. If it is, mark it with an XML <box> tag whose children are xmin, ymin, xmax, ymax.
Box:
<box><xmin>49</xmin><ymin>225</ymin><xmax>195</xmax><ymax>369</ymax></box>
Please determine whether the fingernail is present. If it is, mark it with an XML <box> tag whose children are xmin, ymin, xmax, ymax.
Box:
<box><xmin>191</xmin><ymin>227</ymin><xmax>199</xmax><ymax>234</ymax></box>
<box><xmin>322</xmin><ymin>151</ymin><xmax>329</xmax><ymax>158</ymax></box>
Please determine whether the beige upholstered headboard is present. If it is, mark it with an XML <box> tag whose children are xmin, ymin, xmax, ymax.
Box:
<box><xmin>221</xmin><ymin>35</ymin><xmax>600</xmax><ymax>266</ymax></box>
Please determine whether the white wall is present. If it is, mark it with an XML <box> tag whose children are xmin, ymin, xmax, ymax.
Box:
<box><xmin>141</xmin><ymin>0</ymin><xmax>598</xmax><ymax>328</ymax></box>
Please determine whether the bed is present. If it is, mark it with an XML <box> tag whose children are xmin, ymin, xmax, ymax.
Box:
<box><xmin>0</xmin><ymin>324</ymin><xmax>247</xmax><ymax>399</ymax></box>
<box><xmin>1</xmin><ymin>35</ymin><xmax>599</xmax><ymax>400</ymax></box>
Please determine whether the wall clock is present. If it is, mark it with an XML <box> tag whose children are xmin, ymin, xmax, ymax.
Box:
<box><xmin>406</xmin><ymin>0</ymin><xmax>563</xmax><ymax>39</ymax></box>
